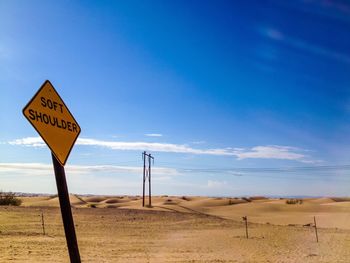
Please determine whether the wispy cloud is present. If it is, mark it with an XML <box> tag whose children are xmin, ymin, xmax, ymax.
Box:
<box><xmin>8</xmin><ymin>137</ymin><xmax>315</xmax><ymax>163</ymax></box>
<box><xmin>0</xmin><ymin>162</ymin><xmax>179</xmax><ymax>176</ymax></box>
<box><xmin>191</xmin><ymin>140</ymin><xmax>206</xmax><ymax>145</ymax></box>
<box><xmin>145</xmin><ymin>133</ymin><xmax>163</xmax><ymax>137</ymax></box>
<box><xmin>9</xmin><ymin>137</ymin><xmax>46</xmax><ymax>147</ymax></box>
<box><xmin>259</xmin><ymin>26</ymin><xmax>350</xmax><ymax>64</ymax></box>
<box><xmin>77</xmin><ymin>138</ymin><xmax>236</xmax><ymax>156</ymax></box>
<box><xmin>207</xmin><ymin>180</ymin><xmax>228</xmax><ymax>188</ymax></box>
<box><xmin>235</xmin><ymin>145</ymin><xmax>305</xmax><ymax>161</ymax></box>
<box><xmin>9</xmin><ymin>137</ymin><xmax>237</xmax><ymax>156</ymax></box>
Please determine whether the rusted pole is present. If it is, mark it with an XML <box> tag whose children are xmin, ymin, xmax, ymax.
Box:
<box><xmin>243</xmin><ymin>216</ymin><xmax>248</xmax><ymax>239</ymax></box>
<box><xmin>314</xmin><ymin>216</ymin><xmax>319</xmax><ymax>243</ymax></box>
<box><xmin>41</xmin><ymin>212</ymin><xmax>45</xmax><ymax>235</ymax></box>
<box><xmin>52</xmin><ymin>153</ymin><xmax>81</xmax><ymax>263</ymax></box>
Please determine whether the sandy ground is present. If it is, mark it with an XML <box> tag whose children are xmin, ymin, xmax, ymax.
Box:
<box><xmin>1</xmin><ymin>196</ymin><xmax>350</xmax><ymax>262</ymax></box>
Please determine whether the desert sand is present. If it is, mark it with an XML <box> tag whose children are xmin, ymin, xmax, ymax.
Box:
<box><xmin>1</xmin><ymin>195</ymin><xmax>350</xmax><ymax>262</ymax></box>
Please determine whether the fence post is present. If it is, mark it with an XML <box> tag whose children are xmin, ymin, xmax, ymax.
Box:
<box><xmin>314</xmin><ymin>216</ymin><xmax>319</xmax><ymax>243</ymax></box>
<box><xmin>41</xmin><ymin>212</ymin><xmax>45</xmax><ymax>235</ymax></box>
<box><xmin>242</xmin><ymin>216</ymin><xmax>248</xmax><ymax>239</ymax></box>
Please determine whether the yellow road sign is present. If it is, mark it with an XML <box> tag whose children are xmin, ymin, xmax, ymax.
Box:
<box><xmin>23</xmin><ymin>80</ymin><xmax>81</xmax><ymax>165</ymax></box>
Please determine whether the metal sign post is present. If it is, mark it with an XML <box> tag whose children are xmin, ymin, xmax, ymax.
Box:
<box><xmin>52</xmin><ymin>153</ymin><xmax>81</xmax><ymax>262</ymax></box>
<box><xmin>23</xmin><ymin>80</ymin><xmax>81</xmax><ymax>262</ymax></box>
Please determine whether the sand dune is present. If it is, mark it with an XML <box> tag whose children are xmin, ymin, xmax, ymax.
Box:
<box><xmin>21</xmin><ymin>196</ymin><xmax>60</xmax><ymax>207</ymax></box>
<box><xmin>303</xmin><ymin>197</ymin><xmax>335</xmax><ymax>204</ymax></box>
<box><xmin>4</xmin><ymin>195</ymin><xmax>350</xmax><ymax>262</ymax></box>
<box><xmin>103</xmin><ymin>198</ymin><xmax>129</xmax><ymax>204</ymax></box>
<box><xmin>18</xmin><ymin>195</ymin><xmax>350</xmax><ymax>229</ymax></box>
<box><xmin>321</xmin><ymin>201</ymin><xmax>350</xmax><ymax>207</ymax></box>
<box><xmin>82</xmin><ymin>196</ymin><xmax>110</xmax><ymax>203</ymax></box>
<box><xmin>181</xmin><ymin>197</ymin><xmax>247</xmax><ymax>207</ymax></box>
<box><xmin>21</xmin><ymin>194</ymin><xmax>86</xmax><ymax>207</ymax></box>
<box><xmin>2</xmin><ymin>201</ymin><xmax>350</xmax><ymax>262</ymax></box>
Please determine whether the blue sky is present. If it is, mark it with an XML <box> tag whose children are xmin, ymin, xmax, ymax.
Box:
<box><xmin>1</xmin><ymin>0</ymin><xmax>350</xmax><ymax>196</ymax></box>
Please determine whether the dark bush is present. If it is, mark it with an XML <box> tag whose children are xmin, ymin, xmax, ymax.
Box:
<box><xmin>181</xmin><ymin>196</ymin><xmax>190</xmax><ymax>201</ymax></box>
<box><xmin>242</xmin><ymin>197</ymin><xmax>252</xmax><ymax>202</ymax></box>
<box><xmin>0</xmin><ymin>191</ymin><xmax>22</xmax><ymax>206</ymax></box>
<box><xmin>286</xmin><ymin>199</ymin><xmax>303</xmax><ymax>205</ymax></box>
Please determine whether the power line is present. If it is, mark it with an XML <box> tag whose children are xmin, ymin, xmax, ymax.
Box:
<box><xmin>152</xmin><ymin>163</ymin><xmax>350</xmax><ymax>181</ymax></box>
<box><xmin>156</xmin><ymin>164</ymin><xmax>350</xmax><ymax>173</ymax></box>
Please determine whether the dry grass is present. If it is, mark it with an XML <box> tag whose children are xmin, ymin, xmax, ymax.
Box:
<box><xmin>0</xmin><ymin>204</ymin><xmax>349</xmax><ymax>262</ymax></box>
<box><xmin>2</xmin><ymin>196</ymin><xmax>350</xmax><ymax>262</ymax></box>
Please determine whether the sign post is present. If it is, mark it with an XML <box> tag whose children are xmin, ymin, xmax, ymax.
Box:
<box><xmin>52</xmin><ymin>153</ymin><xmax>81</xmax><ymax>262</ymax></box>
<box><xmin>23</xmin><ymin>80</ymin><xmax>81</xmax><ymax>263</ymax></box>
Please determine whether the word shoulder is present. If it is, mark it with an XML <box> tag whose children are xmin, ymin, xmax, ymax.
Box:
<box><xmin>28</xmin><ymin>108</ymin><xmax>78</xmax><ymax>133</ymax></box>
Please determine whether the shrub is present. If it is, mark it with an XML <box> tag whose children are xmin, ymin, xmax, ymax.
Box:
<box><xmin>228</xmin><ymin>199</ymin><xmax>236</xmax><ymax>205</ymax></box>
<box><xmin>242</xmin><ymin>197</ymin><xmax>252</xmax><ymax>202</ymax></box>
<box><xmin>0</xmin><ymin>191</ymin><xmax>22</xmax><ymax>206</ymax></box>
<box><xmin>229</xmin><ymin>199</ymin><xmax>246</xmax><ymax>205</ymax></box>
<box><xmin>49</xmin><ymin>194</ymin><xmax>58</xmax><ymax>199</ymax></box>
<box><xmin>181</xmin><ymin>196</ymin><xmax>190</xmax><ymax>201</ymax></box>
<box><xmin>286</xmin><ymin>199</ymin><xmax>303</xmax><ymax>205</ymax></box>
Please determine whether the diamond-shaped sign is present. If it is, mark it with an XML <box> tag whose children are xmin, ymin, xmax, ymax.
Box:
<box><xmin>23</xmin><ymin>80</ymin><xmax>81</xmax><ymax>165</ymax></box>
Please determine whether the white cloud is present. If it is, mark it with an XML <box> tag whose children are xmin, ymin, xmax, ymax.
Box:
<box><xmin>8</xmin><ymin>137</ymin><xmax>314</xmax><ymax>162</ymax></box>
<box><xmin>9</xmin><ymin>137</ymin><xmax>236</xmax><ymax>156</ymax></box>
<box><xmin>152</xmin><ymin>176</ymin><xmax>173</xmax><ymax>181</ymax></box>
<box><xmin>191</xmin><ymin>140</ymin><xmax>206</xmax><ymax>145</ymax></box>
<box><xmin>0</xmin><ymin>163</ymin><xmax>179</xmax><ymax>177</ymax></box>
<box><xmin>9</xmin><ymin>137</ymin><xmax>45</xmax><ymax>147</ymax></box>
<box><xmin>0</xmin><ymin>162</ymin><xmax>52</xmax><ymax>176</ymax></box>
<box><xmin>145</xmin><ymin>133</ymin><xmax>163</xmax><ymax>137</ymax></box>
<box><xmin>234</xmin><ymin>145</ymin><xmax>306</xmax><ymax>161</ymax></box>
<box><xmin>207</xmin><ymin>180</ymin><xmax>227</xmax><ymax>188</ymax></box>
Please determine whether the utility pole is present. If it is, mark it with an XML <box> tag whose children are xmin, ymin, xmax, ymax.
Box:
<box><xmin>142</xmin><ymin>151</ymin><xmax>154</xmax><ymax>207</ymax></box>
<box><xmin>142</xmin><ymin>151</ymin><xmax>146</xmax><ymax>207</ymax></box>
<box><xmin>148</xmin><ymin>153</ymin><xmax>154</xmax><ymax>207</ymax></box>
